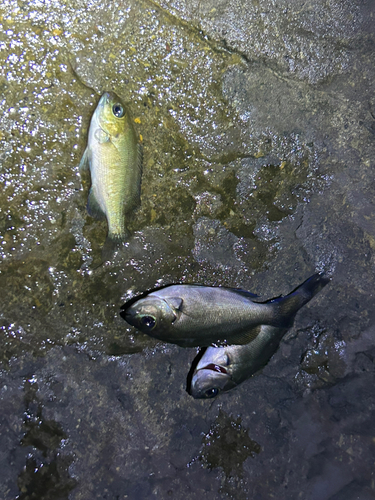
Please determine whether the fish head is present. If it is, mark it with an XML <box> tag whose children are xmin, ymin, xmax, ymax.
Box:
<box><xmin>189</xmin><ymin>349</ymin><xmax>236</xmax><ymax>399</ymax></box>
<box><xmin>94</xmin><ymin>92</ymin><xmax>131</xmax><ymax>140</ymax></box>
<box><xmin>121</xmin><ymin>295</ymin><xmax>178</xmax><ymax>336</ymax></box>
<box><xmin>190</xmin><ymin>367</ymin><xmax>235</xmax><ymax>399</ymax></box>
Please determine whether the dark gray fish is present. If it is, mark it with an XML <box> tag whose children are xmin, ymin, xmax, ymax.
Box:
<box><xmin>189</xmin><ymin>325</ymin><xmax>287</xmax><ymax>399</ymax></box>
<box><xmin>189</xmin><ymin>273</ymin><xmax>330</xmax><ymax>398</ymax></box>
<box><xmin>121</xmin><ymin>273</ymin><xmax>330</xmax><ymax>348</ymax></box>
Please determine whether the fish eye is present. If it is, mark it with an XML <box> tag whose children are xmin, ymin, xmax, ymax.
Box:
<box><xmin>205</xmin><ymin>388</ymin><xmax>219</xmax><ymax>398</ymax></box>
<box><xmin>140</xmin><ymin>315</ymin><xmax>156</xmax><ymax>330</ymax></box>
<box><xmin>112</xmin><ymin>103</ymin><xmax>125</xmax><ymax>118</ymax></box>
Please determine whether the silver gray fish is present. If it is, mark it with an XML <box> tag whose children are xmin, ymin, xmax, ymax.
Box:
<box><xmin>189</xmin><ymin>273</ymin><xmax>330</xmax><ymax>398</ymax></box>
<box><xmin>80</xmin><ymin>92</ymin><xmax>142</xmax><ymax>255</ymax></box>
<box><xmin>189</xmin><ymin>325</ymin><xmax>287</xmax><ymax>399</ymax></box>
<box><xmin>121</xmin><ymin>273</ymin><xmax>330</xmax><ymax>348</ymax></box>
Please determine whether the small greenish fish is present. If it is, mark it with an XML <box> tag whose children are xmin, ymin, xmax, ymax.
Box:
<box><xmin>80</xmin><ymin>92</ymin><xmax>142</xmax><ymax>257</ymax></box>
<box><xmin>120</xmin><ymin>273</ymin><xmax>330</xmax><ymax>348</ymax></box>
<box><xmin>189</xmin><ymin>273</ymin><xmax>330</xmax><ymax>398</ymax></box>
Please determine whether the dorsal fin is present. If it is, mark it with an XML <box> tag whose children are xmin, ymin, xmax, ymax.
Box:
<box><xmin>184</xmin><ymin>283</ymin><xmax>259</xmax><ymax>299</ymax></box>
<box><xmin>137</xmin><ymin>143</ymin><xmax>143</xmax><ymax>175</ymax></box>
<box><xmin>228</xmin><ymin>287</ymin><xmax>259</xmax><ymax>299</ymax></box>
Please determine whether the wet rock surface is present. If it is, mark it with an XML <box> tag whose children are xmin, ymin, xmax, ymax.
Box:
<box><xmin>0</xmin><ymin>0</ymin><xmax>375</xmax><ymax>498</ymax></box>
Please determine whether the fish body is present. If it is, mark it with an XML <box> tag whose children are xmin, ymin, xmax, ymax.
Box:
<box><xmin>121</xmin><ymin>273</ymin><xmax>330</xmax><ymax>348</ymax></box>
<box><xmin>189</xmin><ymin>273</ymin><xmax>330</xmax><ymax>398</ymax></box>
<box><xmin>80</xmin><ymin>92</ymin><xmax>142</xmax><ymax>252</ymax></box>
<box><xmin>189</xmin><ymin>325</ymin><xmax>288</xmax><ymax>398</ymax></box>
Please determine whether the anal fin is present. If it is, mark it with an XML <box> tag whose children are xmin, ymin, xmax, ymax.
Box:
<box><xmin>216</xmin><ymin>326</ymin><xmax>262</xmax><ymax>346</ymax></box>
<box><xmin>87</xmin><ymin>188</ymin><xmax>106</xmax><ymax>220</ymax></box>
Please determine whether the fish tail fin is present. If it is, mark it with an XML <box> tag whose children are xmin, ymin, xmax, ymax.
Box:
<box><xmin>268</xmin><ymin>272</ymin><xmax>331</xmax><ymax>327</ymax></box>
<box><xmin>101</xmin><ymin>231</ymin><xmax>129</xmax><ymax>263</ymax></box>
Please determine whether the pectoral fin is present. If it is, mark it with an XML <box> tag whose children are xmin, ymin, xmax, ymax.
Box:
<box><xmin>168</xmin><ymin>297</ymin><xmax>183</xmax><ymax>311</ymax></box>
<box><xmin>79</xmin><ymin>147</ymin><xmax>90</xmax><ymax>172</ymax></box>
<box><xmin>94</xmin><ymin>128</ymin><xmax>110</xmax><ymax>144</ymax></box>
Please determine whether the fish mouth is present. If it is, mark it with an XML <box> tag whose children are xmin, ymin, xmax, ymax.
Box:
<box><xmin>201</xmin><ymin>363</ymin><xmax>228</xmax><ymax>375</ymax></box>
<box><xmin>100</xmin><ymin>92</ymin><xmax>111</xmax><ymax>103</ymax></box>
<box><xmin>119</xmin><ymin>308</ymin><xmax>134</xmax><ymax>324</ymax></box>
<box><xmin>97</xmin><ymin>92</ymin><xmax>112</xmax><ymax>112</ymax></box>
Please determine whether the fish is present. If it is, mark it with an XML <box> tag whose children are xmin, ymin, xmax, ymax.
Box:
<box><xmin>79</xmin><ymin>91</ymin><xmax>142</xmax><ymax>258</ymax></box>
<box><xmin>120</xmin><ymin>272</ymin><xmax>330</xmax><ymax>348</ymax></box>
<box><xmin>188</xmin><ymin>273</ymin><xmax>330</xmax><ymax>398</ymax></box>
<box><xmin>188</xmin><ymin>325</ymin><xmax>288</xmax><ymax>399</ymax></box>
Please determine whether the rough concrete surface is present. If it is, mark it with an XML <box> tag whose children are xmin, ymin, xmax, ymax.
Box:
<box><xmin>0</xmin><ymin>0</ymin><xmax>375</xmax><ymax>498</ymax></box>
